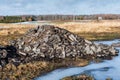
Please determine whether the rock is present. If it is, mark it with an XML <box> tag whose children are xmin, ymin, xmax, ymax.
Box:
<box><xmin>0</xmin><ymin>49</ymin><xmax>7</xmax><ymax>58</ymax></box>
<box><xmin>112</xmin><ymin>42</ymin><xmax>120</xmax><ymax>47</ymax></box>
<box><xmin>19</xmin><ymin>51</ymin><xmax>26</xmax><ymax>56</ymax></box>
<box><xmin>0</xmin><ymin>45</ymin><xmax>20</xmax><ymax>66</ymax></box>
<box><xmin>13</xmin><ymin>25</ymin><xmax>118</xmax><ymax>60</ymax></box>
<box><xmin>0</xmin><ymin>25</ymin><xmax>119</xmax><ymax>66</ymax></box>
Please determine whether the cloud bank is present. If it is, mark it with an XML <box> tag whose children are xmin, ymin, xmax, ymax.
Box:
<box><xmin>0</xmin><ymin>0</ymin><xmax>120</xmax><ymax>15</ymax></box>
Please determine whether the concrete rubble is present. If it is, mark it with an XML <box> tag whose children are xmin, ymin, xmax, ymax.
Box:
<box><xmin>0</xmin><ymin>25</ymin><xmax>119</xmax><ymax>66</ymax></box>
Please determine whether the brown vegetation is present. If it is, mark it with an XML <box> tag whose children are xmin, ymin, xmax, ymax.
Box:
<box><xmin>62</xmin><ymin>74</ymin><xmax>94</xmax><ymax>80</ymax></box>
<box><xmin>0</xmin><ymin>58</ymin><xmax>88</xmax><ymax>80</ymax></box>
<box><xmin>0</xmin><ymin>20</ymin><xmax>120</xmax><ymax>45</ymax></box>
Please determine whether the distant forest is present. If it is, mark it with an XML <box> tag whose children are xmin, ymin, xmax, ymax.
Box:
<box><xmin>0</xmin><ymin>14</ymin><xmax>120</xmax><ymax>23</ymax></box>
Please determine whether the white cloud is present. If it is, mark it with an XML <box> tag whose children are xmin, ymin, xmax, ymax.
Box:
<box><xmin>0</xmin><ymin>0</ymin><xmax>120</xmax><ymax>15</ymax></box>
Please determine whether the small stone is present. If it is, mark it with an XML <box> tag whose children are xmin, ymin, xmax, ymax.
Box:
<box><xmin>19</xmin><ymin>51</ymin><xmax>26</xmax><ymax>56</ymax></box>
<box><xmin>0</xmin><ymin>49</ymin><xmax>7</xmax><ymax>58</ymax></box>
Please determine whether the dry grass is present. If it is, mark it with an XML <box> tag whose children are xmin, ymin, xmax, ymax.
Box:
<box><xmin>62</xmin><ymin>74</ymin><xmax>94</xmax><ymax>80</ymax></box>
<box><xmin>0</xmin><ymin>58</ymin><xmax>89</xmax><ymax>80</ymax></box>
<box><xmin>0</xmin><ymin>33</ymin><xmax>24</xmax><ymax>45</ymax></box>
<box><xmin>0</xmin><ymin>20</ymin><xmax>120</xmax><ymax>45</ymax></box>
<box><xmin>76</xmin><ymin>32</ymin><xmax>120</xmax><ymax>41</ymax></box>
<box><xmin>1</xmin><ymin>20</ymin><xmax>120</xmax><ymax>35</ymax></box>
<box><xmin>0</xmin><ymin>24</ymin><xmax>34</xmax><ymax>45</ymax></box>
<box><xmin>0</xmin><ymin>23</ymin><xmax>34</xmax><ymax>36</ymax></box>
<box><xmin>0</xmin><ymin>61</ymin><xmax>49</xmax><ymax>80</ymax></box>
<box><xmin>55</xmin><ymin>20</ymin><xmax>120</xmax><ymax>33</ymax></box>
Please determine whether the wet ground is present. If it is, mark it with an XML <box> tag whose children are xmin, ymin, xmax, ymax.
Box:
<box><xmin>36</xmin><ymin>39</ymin><xmax>120</xmax><ymax>80</ymax></box>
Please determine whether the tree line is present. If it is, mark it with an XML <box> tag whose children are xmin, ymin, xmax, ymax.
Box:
<box><xmin>0</xmin><ymin>14</ymin><xmax>120</xmax><ymax>23</ymax></box>
<box><xmin>0</xmin><ymin>16</ymin><xmax>36</xmax><ymax>23</ymax></box>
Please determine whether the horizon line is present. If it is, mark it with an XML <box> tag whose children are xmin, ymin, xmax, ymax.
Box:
<box><xmin>1</xmin><ymin>13</ymin><xmax>120</xmax><ymax>16</ymax></box>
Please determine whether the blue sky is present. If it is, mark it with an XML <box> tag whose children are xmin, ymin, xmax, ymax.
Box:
<box><xmin>0</xmin><ymin>0</ymin><xmax>120</xmax><ymax>15</ymax></box>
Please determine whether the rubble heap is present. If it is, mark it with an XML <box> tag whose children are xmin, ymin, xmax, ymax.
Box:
<box><xmin>0</xmin><ymin>25</ymin><xmax>118</xmax><ymax>66</ymax></box>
